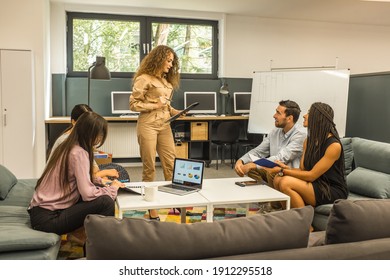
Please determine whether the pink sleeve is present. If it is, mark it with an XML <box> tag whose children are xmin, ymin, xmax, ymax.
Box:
<box><xmin>70</xmin><ymin>149</ymin><xmax>118</xmax><ymax>201</ymax></box>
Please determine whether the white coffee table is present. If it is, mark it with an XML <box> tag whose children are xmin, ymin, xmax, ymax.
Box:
<box><xmin>199</xmin><ymin>178</ymin><xmax>290</xmax><ymax>222</ymax></box>
<box><xmin>116</xmin><ymin>181</ymin><xmax>209</xmax><ymax>221</ymax></box>
<box><xmin>116</xmin><ymin>178</ymin><xmax>290</xmax><ymax>223</ymax></box>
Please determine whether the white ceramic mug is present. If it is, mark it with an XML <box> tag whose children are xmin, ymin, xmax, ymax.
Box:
<box><xmin>142</xmin><ymin>185</ymin><xmax>157</xmax><ymax>202</ymax></box>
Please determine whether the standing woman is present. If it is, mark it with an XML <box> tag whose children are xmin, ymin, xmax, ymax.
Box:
<box><xmin>28</xmin><ymin>112</ymin><xmax>124</xmax><ymax>239</ymax></box>
<box><xmin>130</xmin><ymin>45</ymin><xmax>181</xmax><ymax>182</ymax></box>
<box><xmin>263</xmin><ymin>102</ymin><xmax>348</xmax><ymax>210</ymax></box>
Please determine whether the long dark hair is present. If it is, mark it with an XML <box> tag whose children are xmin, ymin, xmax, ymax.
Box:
<box><xmin>36</xmin><ymin>112</ymin><xmax>107</xmax><ymax>197</ymax></box>
<box><xmin>63</xmin><ymin>104</ymin><xmax>93</xmax><ymax>133</ymax></box>
<box><xmin>304</xmin><ymin>102</ymin><xmax>345</xmax><ymax>199</ymax></box>
<box><xmin>133</xmin><ymin>45</ymin><xmax>180</xmax><ymax>89</ymax></box>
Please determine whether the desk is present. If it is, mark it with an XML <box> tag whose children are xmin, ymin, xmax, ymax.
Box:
<box><xmin>44</xmin><ymin>115</ymin><xmax>248</xmax><ymax>123</ymax></box>
<box><xmin>45</xmin><ymin>115</ymin><xmax>249</xmax><ymax>164</ymax></box>
<box><xmin>116</xmin><ymin>178</ymin><xmax>290</xmax><ymax>223</ymax></box>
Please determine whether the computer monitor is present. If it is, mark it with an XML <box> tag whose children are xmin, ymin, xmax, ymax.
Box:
<box><xmin>233</xmin><ymin>92</ymin><xmax>252</xmax><ymax>114</ymax></box>
<box><xmin>184</xmin><ymin>92</ymin><xmax>217</xmax><ymax>114</ymax></box>
<box><xmin>111</xmin><ymin>91</ymin><xmax>138</xmax><ymax>115</ymax></box>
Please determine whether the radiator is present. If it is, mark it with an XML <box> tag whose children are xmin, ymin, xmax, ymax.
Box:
<box><xmin>99</xmin><ymin>123</ymin><xmax>140</xmax><ymax>158</ymax></box>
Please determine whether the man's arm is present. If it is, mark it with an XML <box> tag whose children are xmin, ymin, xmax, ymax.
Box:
<box><xmin>268</xmin><ymin>128</ymin><xmax>306</xmax><ymax>165</ymax></box>
<box><xmin>239</xmin><ymin>134</ymin><xmax>270</xmax><ymax>164</ymax></box>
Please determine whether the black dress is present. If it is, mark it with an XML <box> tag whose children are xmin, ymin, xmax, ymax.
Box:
<box><xmin>311</xmin><ymin>137</ymin><xmax>348</xmax><ymax>206</ymax></box>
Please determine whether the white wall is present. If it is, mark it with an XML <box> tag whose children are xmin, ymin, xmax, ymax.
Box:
<box><xmin>0</xmin><ymin>0</ymin><xmax>50</xmax><ymax>177</ymax></box>
<box><xmin>51</xmin><ymin>4</ymin><xmax>390</xmax><ymax>78</ymax></box>
<box><xmin>224</xmin><ymin>15</ymin><xmax>390</xmax><ymax>77</ymax></box>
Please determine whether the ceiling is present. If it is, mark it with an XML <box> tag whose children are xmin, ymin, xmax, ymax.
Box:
<box><xmin>51</xmin><ymin>0</ymin><xmax>390</xmax><ymax>26</ymax></box>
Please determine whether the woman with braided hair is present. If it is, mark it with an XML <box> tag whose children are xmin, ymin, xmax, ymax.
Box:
<box><xmin>262</xmin><ymin>102</ymin><xmax>348</xmax><ymax>210</ymax></box>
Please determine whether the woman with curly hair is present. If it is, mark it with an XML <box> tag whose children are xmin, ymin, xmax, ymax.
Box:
<box><xmin>263</xmin><ymin>102</ymin><xmax>348</xmax><ymax>210</ymax></box>
<box><xmin>130</xmin><ymin>45</ymin><xmax>181</xmax><ymax>220</ymax></box>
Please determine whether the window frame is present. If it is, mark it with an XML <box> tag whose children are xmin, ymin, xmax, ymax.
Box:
<box><xmin>66</xmin><ymin>12</ymin><xmax>219</xmax><ymax>79</ymax></box>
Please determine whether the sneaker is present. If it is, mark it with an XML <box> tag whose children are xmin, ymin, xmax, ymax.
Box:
<box><xmin>256</xmin><ymin>202</ymin><xmax>283</xmax><ymax>214</ymax></box>
<box><xmin>256</xmin><ymin>202</ymin><xmax>274</xmax><ymax>214</ymax></box>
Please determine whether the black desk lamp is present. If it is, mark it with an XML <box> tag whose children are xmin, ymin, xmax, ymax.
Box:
<box><xmin>87</xmin><ymin>56</ymin><xmax>111</xmax><ymax>107</ymax></box>
<box><xmin>219</xmin><ymin>79</ymin><xmax>229</xmax><ymax>115</ymax></box>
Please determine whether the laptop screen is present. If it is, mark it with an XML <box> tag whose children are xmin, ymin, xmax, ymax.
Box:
<box><xmin>172</xmin><ymin>158</ymin><xmax>204</xmax><ymax>187</ymax></box>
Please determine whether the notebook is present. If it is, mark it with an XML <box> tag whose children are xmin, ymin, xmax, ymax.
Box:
<box><xmin>158</xmin><ymin>158</ymin><xmax>205</xmax><ymax>196</ymax></box>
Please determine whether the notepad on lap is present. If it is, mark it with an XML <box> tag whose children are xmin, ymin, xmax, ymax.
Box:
<box><xmin>249</xmin><ymin>154</ymin><xmax>279</xmax><ymax>168</ymax></box>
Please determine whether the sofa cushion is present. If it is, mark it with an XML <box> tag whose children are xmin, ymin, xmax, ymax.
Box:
<box><xmin>0</xmin><ymin>206</ymin><xmax>30</xmax><ymax>225</ymax></box>
<box><xmin>340</xmin><ymin>137</ymin><xmax>354</xmax><ymax>175</ymax></box>
<box><xmin>352</xmin><ymin>137</ymin><xmax>390</xmax><ymax>174</ymax></box>
<box><xmin>347</xmin><ymin>167</ymin><xmax>390</xmax><ymax>199</ymax></box>
<box><xmin>326</xmin><ymin>199</ymin><xmax>390</xmax><ymax>244</ymax></box>
<box><xmin>0</xmin><ymin>165</ymin><xmax>17</xmax><ymax>200</ymax></box>
<box><xmin>85</xmin><ymin>206</ymin><xmax>314</xmax><ymax>260</ymax></box>
<box><xmin>0</xmin><ymin>225</ymin><xmax>60</xmax><ymax>253</ymax></box>
<box><xmin>0</xmin><ymin>179</ymin><xmax>36</xmax><ymax>207</ymax></box>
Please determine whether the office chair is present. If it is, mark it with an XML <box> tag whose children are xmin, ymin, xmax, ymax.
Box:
<box><xmin>211</xmin><ymin>121</ymin><xmax>240</xmax><ymax>170</ymax></box>
<box><xmin>237</xmin><ymin>133</ymin><xmax>263</xmax><ymax>157</ymax></box>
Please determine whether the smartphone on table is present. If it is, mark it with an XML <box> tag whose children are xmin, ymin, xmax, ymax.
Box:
<box><xmin>235</xmin><ymin>180</ymin><xmax>260</xmax><ymax>187</ymax></box>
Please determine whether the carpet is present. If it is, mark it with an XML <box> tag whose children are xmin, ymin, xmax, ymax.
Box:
<box><xmin>121</xmin><ymin>204</ymin><xmax>261</xmax><ymax>223</ymax></box>
<box><xmin>57</xmin><ymin>204</ymin><xmax>262</xmax><ymax>259</ymax></box>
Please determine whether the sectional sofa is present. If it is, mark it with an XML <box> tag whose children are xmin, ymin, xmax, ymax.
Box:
<box><xmin>84</xmin><ymin>199</ymin><xmax>390</xmax><ymax>260</ymax></box>
<box><xmin>313</xmin><ymin>137</ymin><xmax>390</xmax><ymax>230</ymax></box>
<box><xmin>0</xmin><ymin>165</ymin><xmax>60</xmax><ymax>260</ymax></box>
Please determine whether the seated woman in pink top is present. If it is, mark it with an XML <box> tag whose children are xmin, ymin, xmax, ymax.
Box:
<box><xmin>28</xmin><ymin>111</ymin><xmax>124</xmax><ymax>238</ymax></box>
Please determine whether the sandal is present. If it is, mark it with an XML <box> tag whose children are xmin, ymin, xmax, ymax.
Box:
<box><xmin>149</xmin><ymin>216</ymin><xmax>160</xmax><ymax>221</ymax></box>
<box><xmin>148</xmin><ymin>210</ymin><xmax>160</xmax><ymax>221</ymax></box>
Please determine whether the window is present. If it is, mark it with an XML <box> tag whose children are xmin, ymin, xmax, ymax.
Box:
<box><xmin>67</xmin><ymin>12</ymin><xmax>218</xmax><ymax>79</ymax></box>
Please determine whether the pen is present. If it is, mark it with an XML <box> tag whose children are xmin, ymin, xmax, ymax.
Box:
<box><xmin>164</xmin><ymin>97</ymin><xmax>172</xmax><ymax>101</ymax></box>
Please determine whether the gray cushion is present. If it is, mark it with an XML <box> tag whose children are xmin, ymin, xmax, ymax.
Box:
<box><xmin>85</xmin><ymin>206</ymin><xmax>314</xmax><ymax>260</ymax></box>
<box><xmin>0</xmin><ymin>165</ymin><xmax>17</xmax><ymax>200</ymax></box>
<box><xmin>347</xmin><ymin>167</ymin><xmax>390</xmax><ymax>198</ymax></box>
<box><xmin>340</xmin><ymin>137</ymin><xmax>353</xmax><ymax>175</ymax></box>
<box><xmin>0</xmin><ymin>179</ymin><xmax>36</xmax><ymax>207</ymax></box>
<box><xmin>0</xmin><ymin>206</ymin><xmax>30</xmax><ymax>225</ymax></box>
<box><xmin>352</xmin><ymin>137</ymin><xmax>390</xmax><ymax>174</ymax></box>
<box><xmin>326</xmin><ymin>199</ymin><xmax>390</xmax><ymax>244</ymax></box>
<box><xmin>0</xmin><ymin>225</ymin><xmax>60</xmax><ymax>253</ymax></box>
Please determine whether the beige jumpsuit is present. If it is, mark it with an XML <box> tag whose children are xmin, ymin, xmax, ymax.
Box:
<box><xmin>130</xmin><ymin>74</ymin><xmax>181</xmax><ymax>182</ymax></box>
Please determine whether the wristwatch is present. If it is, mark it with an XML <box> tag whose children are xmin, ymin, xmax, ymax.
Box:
<box><xmin>277</xmin><ymin>168</ymin><xmax>284</xmax><ymax>177</ymax></box>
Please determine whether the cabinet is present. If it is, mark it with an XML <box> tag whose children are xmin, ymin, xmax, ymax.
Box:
<box><xmin>172</xmin><ymin>119</ymin><xmax>212</xmax><ymax>166</ymax></box>
<box><xmin>175</xmin><ymin>142</ymin><xmax>188</xmax><ymax>159</ymax></box>
<box><xmin>0</xmin><ymin>50</ymin><xmax>34</xmax><ymax>178</ymax></box>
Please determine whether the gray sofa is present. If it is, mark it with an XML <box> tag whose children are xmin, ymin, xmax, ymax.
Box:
<box><xmin>0</xmin><ymin>165</ymin><xmax>60</xmax><ymax>260</ymax></box>
<box><xmin>84</xmin><ymin>199</ymin><xmax>390</xmax><ymax>260</ymax></box>
<box><xmin>313</xmin><ymin>137</ymin><xmax>390</xmax><ymax>231</ymax></box>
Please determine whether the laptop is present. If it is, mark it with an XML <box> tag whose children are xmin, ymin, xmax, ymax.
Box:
<box><xmin>158</xmin><ymin>158</ymin><xmax>205</xmax><ymax>196</ymax></box>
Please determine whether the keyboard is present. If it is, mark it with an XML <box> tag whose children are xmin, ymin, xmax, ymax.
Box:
<box><xmin>119</xmin><ymin>114</ymin><xmax>139</xmax><ymax>118</ymax></box>
<box><xmin>191</xmin><ymin>114</ymin><xmax>218</xmax><ymax>117</ymax></box>
<box><xmin>171</xmin><ymin>185</ymin><xmax>192</xmax><ymax>191</ymax></box>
